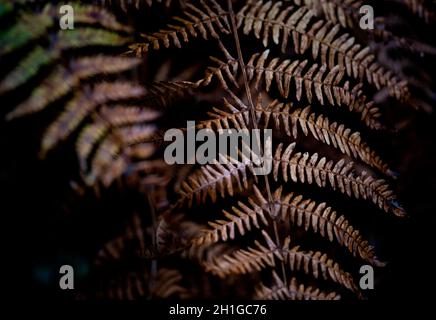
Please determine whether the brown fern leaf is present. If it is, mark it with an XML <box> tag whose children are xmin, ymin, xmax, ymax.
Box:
<box><xmin>203</xmin><ymin>231</ymin><xmax>278</xmax><ymax>276</ymax></box>
<box><xmin>292</xmin><ymin>0</ymin><xmax>362</xmax><ymax>28</ymax></box>
<box><xmin>191</xmin><ymin>190</ymin><xmax>269</xmax><ymax>246</ymax></box>
<box><xmin>76</xmin><ymin>80</ymin><xmax>198</xmax><ymax>188</ymax></box>
<box><xmin>77</xmin><ymin>109</ymin><xmax>168</xmax><ymax>189</ymax></box>
<box><xmin>128</xmin><ymin>0</ymin><xmax>230</xmax><ymax>56</ymax></box>
<box><xmin>280</xmin><ymin>235</ymin><xmax>359</xmax><ymax>294</ymax></box>
<box><xmin>256</xmin><ymin>185</ymin><xmax>384</xmax><ymax>265</ymax></box>
<box><xmin>204</xmin><ymin>230</ymin><xmax>359</xmax><ymax>294</ymax></box>
<box><xmin>176</xmin><ymin>156</ymin><xmax>253</xmax><ymax>207</ymax></box>
<box><xmin>77</xmin><ymin>105</ymin><xmax>159</xmax><ymax>169</ymax></box>
<box><xmin>195</xmin><ymin>184</ymin><xmax>383</xmax><ymax>265</ymax></box>
<box><xmin>272</xmin><ymin>142</ymin><xmax>405</xmax><ymax>217</ymax></box>
<box><xmin>236</xmin><ymin>0</ymin><xmax>409</xmax><ymax>101</ymax></box>
<box><xmin>5</xmin><ymin>56</ymin><xmax>139</xmax><ymax>120</ymax></box>
<box><xmin>155</xmin><ymin>213</ymin><xmax>233</xmax><ymax>263</ymax></box>
<box><xmin>84</xmin><ymin>129</ymin><xmax>166</xmax><ymax>188</ymax></box>
<box><xmin>144</xmin><ymin>80</ymin><xmax>199</xmax><ymax>109</ymax></box>
<box><xmin>176</xmin><ymin>141</ymin><xmax>404</xmax><ymax>217</ymax></box>
<box><xmin>200</xmin><ymin>50</ymin><xmax>382</xmax><ymax>129</ymax></box>
<box><xmin>254</xmin><ymin>270</ymin><xmax>341</xmax><ymax>300</ymax></box>
<box><xmin>198</xmin><ymin>96</ymin><xmax>392</xmax><ymax>176</ymax></box>
<box><xmin>293</xmin><ymin>0</ymin><xmax>436</xmax><ymax>56</ymax></box>
<box><xmin>65</xmin><ymin>4</ymin><xmax>133</xmax><ymax>32</ymax></box>
<box><xmin>40</xmin><ymin>82</ymin><xmax>146</xmax><ymax>156</ymax></box>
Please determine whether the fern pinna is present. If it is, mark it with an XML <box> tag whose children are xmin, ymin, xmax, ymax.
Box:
<box><xmin>1</xmin><ymin>0</ymin><xmax>435</xmax><ymax>300</ymax></box>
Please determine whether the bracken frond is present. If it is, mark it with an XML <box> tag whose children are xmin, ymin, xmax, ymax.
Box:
<box><xmin>176</xmin><ymin>156</ymin><xmax>253</xmax><ymax>207</ymax></box>
<box><xmin>191</xmin><ymin>187</ymin><xmax>269</xmax><ymax>246</ymax></box>
<box><xmin>254</xmin><ymin>270</ymin><xmax>341</xmax><ymax>300</ymax></box>
<box><xmin>198</xmin><ymin>96</ymin><xmax>392</xmax><ymax>176</ymax></box>
<box><xmin>176</xmin><ymin>143</ymin><xmax>405</xmax><ymax>217</ymax></box>
<box><xmin>204</xmin><ymin>230</ymin><xmax>360</xmax><ymax>294</ymax></box>
<box><xmin>194</xmin><ymin>184</ymin><xmax>384</xmax><ymax>265</ymax></box>
<box><xmin>41</xmin><ymin>82</ymin><xmax>146</xmax><ymax>156</ymax></box>
<box><xmin>144</xmin><ymin>80</ymin><xmax>199</xmax><ymax>109</ymax></box>
<box><xmin>77</xmin><ymin>104</ymin><xmax>166</xmax><ymax>188</ymax></box>
<box><xmin>290</xmin><ymin>0</ymin><xmax>362</xmax><ymax>28</ymax></box>
<box><xmin>128</xmin><ymin>0</ymin><xmax>230</xmax><ymax>56</ymax></box>
<box><xmin>258</xmin><ymin>185</ymin><xmax>384</xmax><ymax>265</ymax></box>
<box><xmin>272</xmin><ymin>142</ymin><xmax>405</xmax><ymax>216</ymax></box>
<box><xmin>236</xmin><ymin>0</ymin><xmax>410</xmax><ymax>101</ymax></box>
<box><xmin>1</xmin><ymin>3</ymin><xmax>169</xmax><ymax>189</ymax></box>
<box><xmin>5</xmin><ymin>55</ymin><xmax>137</xmax><ymax>120</ymax></box>
<box><xmin>200</xmin><ymin>50</ymin><xmax>382</xmax><ymax>129</ymax></box>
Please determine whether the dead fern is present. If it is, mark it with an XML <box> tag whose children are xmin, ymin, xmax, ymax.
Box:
<box><xmin>254</xmin><ymin>270</ymin><xmax>341</xmax><ymax>300</ymax></box>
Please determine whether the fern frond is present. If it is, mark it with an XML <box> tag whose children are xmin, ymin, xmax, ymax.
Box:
<box><xmin>4</xmin><ymin>56</ymin><xmax>139</xmax><ymax>116</ymax></box>
<box><xmin>205</xmin><ymin>230</ymin><xmax>359</xmax><ymax>294</ymax></box>
<box><xmin>295</xmin><ymin>0</ymin><xmax>436</xmax><ymax>55</ymax></box>
<box><xmin>272</xmin><ymin>142</ymin><xmax>405</xmax><ymax>217</ymax></box>
<box><xmin>75</xmin><ymin>81</ymin><xmax>196</xmax><ymax>188</ymax></box>
<box><xmin>199</xmin><ymin>96</ymin><xmax>392</xmax><ymax>176</ymax></box>
<box><xmin>1</xmin><ymin>4</ymin><xmax>169</xmax><ymax>190</ymax></box>
<box><xmin>176</xmin><ymin>141</ymin><xmax>404</xmax><ymax>217</ymax></box>
<box><xmin>261</xmin><ymin>185</ymin><xmax>383</xmax><ymax>265</ymax></box>
<box><xmin>254</xmin><ymin>270</ymin><xmax>340</xmax><ymax>300</ymax></box>
<box><xmin>154</xmin><ymin>213</ymin><xmax>232</xmax><ymax>263</ymax></box>
<box><xmin>292</xmin><ymin>0</ymin><xmax>362</xmax><ymax>28</ymax></box>
<box><xmin>145</xmin><ymin>80</ymin><xmax>199</xmax><ymax>109</ymax></box>
<box><xmin>66</xmin><ymin>4</ymin><xmax>133</xmax><ymax>32</ymax></box>
<box><xmin>203</xmin><ymin>230</ymin><xmax>278</xmax><ymax>276</ymax></box>
<box><xmin>236</xmin><ymin>0</ymin><xmax>409</xmax><ymax>101</ymax></box>
<box><xmin>40</xmin><ymin>82</ymin><xmax>145</xmax><ymax>156</ymax></box>
<box><xmin>84</xmin><ymin>126</ymin><xmax>164</xmax><ymax>188</ymax></box>
<box><xmin>0</xmin><ymin>28</ymin><xmax>131</xmax><ymax>99</ymax></box>
<box><xmin>78</xmin><ymin>106</ymin><xmax>159</xmax><ymax>149</ymax></box>
<box><xmin>128</xmin><ymin>0</ymin><xmax>230</xmax><ymax>56</ymax></box>
<box><xmin>77</xmin><ymin>105</ymin><xmax>160</xmax><ymax>169</ymax></box>
<box><xmin>1</xmin><ymin>0</ymin><xmax>420</xmax><ymax>300</ymax></box>
<box><xmin>192</xmin><ymin>189</ymin><xmax>269</xmax><ymax>245</ymax></box>
<box><xmin>196</xmin><ymin>184</ymin><xmax>383</xmax><ymax>265</ymax></box>
<box><xmin>0</xmin><ymin>3</ymin><xmax>130</xmax><ymax>59</ymax></box>
<box><xmin>281</xmin><ymin>237</ymin><xmax>359</xmax><ymax>294</ymax></box>
<box><xmin>177</xmin><ymin>157</ymin><xmax>252</xmax><ymax>207</ymax></box>
<box><xmin>201</xmin><ymin>50</ymin><xmax>382</xmax><ymax>129</ymax></box>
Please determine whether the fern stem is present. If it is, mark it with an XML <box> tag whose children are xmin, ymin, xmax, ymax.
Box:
<box><xmin>227</xmin><ymin>0</ymin><xmax>287</xmax><ymax>284</ymax></box>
